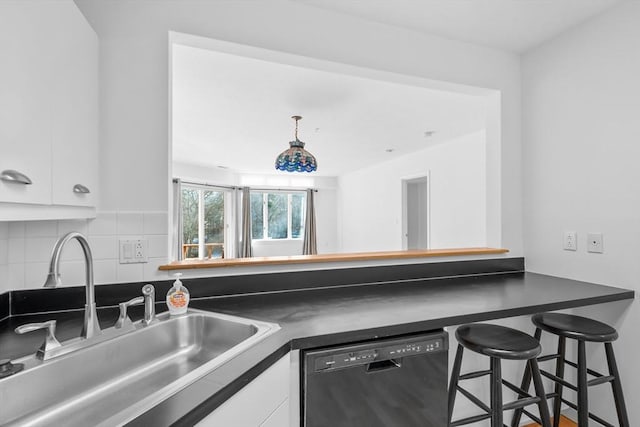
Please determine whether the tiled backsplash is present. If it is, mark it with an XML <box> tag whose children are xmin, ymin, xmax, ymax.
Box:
<box><xmin>0</xmin><ymin>211</ymin><xmax>170</xmax><ymax>294</ymax></box>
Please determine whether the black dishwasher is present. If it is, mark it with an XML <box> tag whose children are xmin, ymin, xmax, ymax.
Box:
<box><xmin>302</xmin><ymin>330</ymin><xmax>448</xmax><ymax>427</ymax></box>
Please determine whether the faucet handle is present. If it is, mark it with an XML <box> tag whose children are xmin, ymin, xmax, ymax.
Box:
<box><xmin>15</xmin><ymin>320</ymin><xmax>62</xmax><ymax>360</ymax></box>
<box><xmin>115</xmin><ymin>296</ymin><xmax>144</xmax><ymax>329</ymax></box>
<box><xmin>141</xmin><ymin>284</ymin><xmax>156</xmax><ymax>326</ymax></box>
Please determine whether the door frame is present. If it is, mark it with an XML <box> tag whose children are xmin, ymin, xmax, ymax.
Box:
<box><xmin>401</xmin><ymin>171</ymin><xmax>431</xmax><ymax>250</ymax></box>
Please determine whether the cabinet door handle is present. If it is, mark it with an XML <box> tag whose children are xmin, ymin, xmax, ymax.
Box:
<box><xmin>0</xmin><ymin>169</ymin><xmax>32</xmax><ymax>185</ymax></box>
<box><xmin>73</xmin><ymin>184</ymin><xmax>90</xmax><ymax>194</ymax></box>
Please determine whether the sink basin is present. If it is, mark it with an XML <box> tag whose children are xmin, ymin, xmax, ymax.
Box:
<box><xmin>0</xmin><ymin>309</ymin><xmax>279</xmax><ymax>426</ymax></box>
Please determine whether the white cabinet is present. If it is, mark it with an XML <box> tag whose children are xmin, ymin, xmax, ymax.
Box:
<box><xmin>0</xmin><ymin>0</ymin><xmax>98</xmax><ymax>219</ymax></box>
<box><xmin>50</xmin><ymin>2</ymin><xmax>98</xmax><ymax>208</ymax></box>
<box><xmin>260</xmin><ymin>398</ymin><xmax>289</xmax><ymax>427</ymax></box>
<box><xmin>196</xmin><ymin>353</ymin><xmax>291</xmax><ymax>427</ymax></box>
<box><xmin>0</xmin><ymin>1</ymin><xmax>55</xmax><ymax>206</ymax></box>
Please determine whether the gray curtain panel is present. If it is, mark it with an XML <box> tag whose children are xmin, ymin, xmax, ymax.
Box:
<box><xmin>239</xmin><ymin>187</ymin><xmax>253</xmax><ymax>258</ymax></box>
<box><xmin>302</xmin><ymin>189</ymin><xmax>317</xmax><ymax>255</ymax></box>
<box><xmin>172</xmin><ymin>179</ymin><xmax>184</xmax><ymax>261</ymax></box>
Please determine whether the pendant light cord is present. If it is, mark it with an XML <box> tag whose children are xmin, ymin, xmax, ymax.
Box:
<box><xmin>292</xmin><ymin>115</ymin><xmax>302</xmax><ymax>140</ymax></box>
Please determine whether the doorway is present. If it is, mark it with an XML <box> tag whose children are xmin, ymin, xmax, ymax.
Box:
<box><xmin>402</xmin><ymin>174</ymin><xmax>430</xmax><ymax>250</ymax></box>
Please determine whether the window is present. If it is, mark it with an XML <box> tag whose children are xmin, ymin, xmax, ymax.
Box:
<box><xmin>175</xmin><ymin>182</ymin><xmax>306</xmax><ymax>261</ymax></box>
<box><xmin>250</xmin><ymin>191</ymin><xmax>305</xmax><ymax>240</ymax></box>
<box><xmin>181</xmin><ymin>185</ymin><xmax>229</xmax><ymax>259</ymax></box>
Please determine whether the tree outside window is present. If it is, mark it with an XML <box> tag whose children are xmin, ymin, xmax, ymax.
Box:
<box><xmin>182</xmin><ymin>188</ymin><xmax>199</xmax><ymax>258</ymax></box>
<box><xmin>251</xmin><ymin>192</ymin><xmax>305</xmax><ymax>240</ymax></box>
<box><xmin>182</xmin><ymin>187</ymin><xmax>226</xmax><ymax>259</ymax></box>
<box><xmin>204</xmin><ymin>191</ymin><xmax>224</xmax><ymax>258</ymax></box>
<box><xmin>250</xmin><ymin>192</ymin><xmax>265</xmax><ymax>240</ymax></box>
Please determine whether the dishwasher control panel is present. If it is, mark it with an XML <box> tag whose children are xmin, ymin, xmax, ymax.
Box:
<box><xmin>313</xmin><ymin>335</ymin><xmax>445</xmax><ymax>372</ymax></box>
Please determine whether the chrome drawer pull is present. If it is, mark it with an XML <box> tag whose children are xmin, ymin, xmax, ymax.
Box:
<box><xmin>0</xmin><ymin>169</ymin><xmax>32</xmax><ymax>185</ymax></box>
<box><xmin>73</xmin><ymin>183</ymin><xmax>90</xmax><ymax>194</ymax></box>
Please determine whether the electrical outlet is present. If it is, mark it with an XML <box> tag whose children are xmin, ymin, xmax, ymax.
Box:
<box><xmin>119</xmin><ymin>239</ymin><xmax>148</xmax><ymax>263</ymax></box>
<box><xmin>587</xmin><ymin>232</ymin><xmax>603</xmax><ymax>253</ymax></box>
<box><xmin>563</xmin><ymin>231</ymin><xmax>577</xmax><ymax>251</ymax></box>
<box><xmin>135</xmin><ymin>240</ymin><xmax>145</xmax><ymax>259</ymax></box>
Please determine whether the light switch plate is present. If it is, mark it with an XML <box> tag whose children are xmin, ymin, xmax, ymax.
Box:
<box><xmin>563</xmin><ymin>231</ymin><xmax>577</xmax><ymax>251</ymax></box>
<box><xmin>119</xmin><ymin>239</ymin><xmax>148</xmax><ymax>263</ymax></box>
<box><xmin>587</xmin><ymin>232</ymin><xmax>603</xmax><ymax>253</ymax></box>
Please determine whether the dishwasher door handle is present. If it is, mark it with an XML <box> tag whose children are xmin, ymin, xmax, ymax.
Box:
<box><xmin>366</xmin><ymin>358</ymin><xmax>402</xmax><ymax>373</ymax></box>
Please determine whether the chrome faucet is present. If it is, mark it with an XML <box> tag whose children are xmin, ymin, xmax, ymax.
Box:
<box><xmin>43</xmin><ymin>232</ymin><xmax>101</xmax><ymax>339</ymax></box>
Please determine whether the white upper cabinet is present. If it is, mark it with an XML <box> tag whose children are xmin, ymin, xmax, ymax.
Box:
<box><xmin>50</xmin><ymin>2</ymin><xmax>98</xmax><ymax>208</ymax></box>
<box><xmin>0</xmin><ymin>1</ymin><xmax>55</xmax><ymax>206</ymax></box>
<box><xmin>0</xmin><ymin>0</ymin><xmax>98</xmax><ymax>218</ymax></box>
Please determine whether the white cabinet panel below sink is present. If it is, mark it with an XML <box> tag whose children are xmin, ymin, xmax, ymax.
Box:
<box><xmin>260</xmin><ymin>397</ymin><xmax>289</xmax><ymax>427</ymax></box>
<box><xmin>196</xmin><ymin>353</ymin><xmax>290</xmax><ymax>427</ymax></box>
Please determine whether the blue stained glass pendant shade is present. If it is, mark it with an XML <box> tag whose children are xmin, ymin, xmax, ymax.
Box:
<box><xmin>275</xmin><ymin>140</ymin><xmax>317</xmax><ymax>172</ymax></box>
<box><xmin>275</xmin><ymin>116</ymin><xmax>317</xmax><ymax>173</ymax></box>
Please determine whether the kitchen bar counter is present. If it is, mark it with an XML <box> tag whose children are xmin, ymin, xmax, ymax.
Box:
<box><xmin>0</xmin><ymin>269</ymin><xmax>634</xmax><ymax>426</ymax></box>
<box><xmin>159</xmin><ymin>247</ymin><xmax>509</xmax><ymax>270</ymax></box>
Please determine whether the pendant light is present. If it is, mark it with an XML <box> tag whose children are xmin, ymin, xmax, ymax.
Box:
<box><xmin>275</xmin><ymin>115</ymin><xmax>317</xmax><ymax>173</ymax></box>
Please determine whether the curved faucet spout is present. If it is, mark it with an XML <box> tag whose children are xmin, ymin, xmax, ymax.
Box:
<box><xmin>43</xmin><ymin>232</ymin><xmax>101</xmax><ymax>339</ymax></box>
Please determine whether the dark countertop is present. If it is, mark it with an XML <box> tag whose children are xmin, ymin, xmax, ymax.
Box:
<box><xmin>0</xmin><ymin>271</ymin><xmax>634</xmax><ymax>426</ymax></box>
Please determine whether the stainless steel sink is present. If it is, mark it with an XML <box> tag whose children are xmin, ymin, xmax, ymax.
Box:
<box><xmin>0</xmin><ymin>309</ymin><xmax>279</xmax><ymax>426</ymax></box>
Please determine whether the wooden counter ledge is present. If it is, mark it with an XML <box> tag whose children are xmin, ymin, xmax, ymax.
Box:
<box><xmin>158</xmin><ymin>247</ymin><xmax>509</xmax><ymax>271</ymax></box>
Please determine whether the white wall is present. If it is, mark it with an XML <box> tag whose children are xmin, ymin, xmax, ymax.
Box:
<box><xmin>0</xmin><ymin>1</ymin><xmax>522</xmax><ymax>291</ymax></box>
<box><xmin>0</xmin><ymin>223</ymin><xmax>8</xmax><ymax>290</ymax></box>
<box><xmin>0</xmin><ymin>212</ymin><xmax>169</xmax><ymax>294</ymax></box>
<box><xmin>173</xmin><ymin>161</ymin><xmax>239</xmax><ymax>186</ymax></box>
<box><xmin>252</xmin><ymin>239</ymin><xmax>302</xmax><ymax>258</ymax></box>
<box><xmin>338</xmin><ymin>131</ymin><xmax>486</xmax><ymax>252</ymax></box>
<box><xmin>74</xmin><ymin>0</ymin><xmax>522</xmax><ymax>259</ymax></box>
<box><xmin>523</xmin><ymin>1</ymin><xmax>640</xmax><ymax>422</ymax></box>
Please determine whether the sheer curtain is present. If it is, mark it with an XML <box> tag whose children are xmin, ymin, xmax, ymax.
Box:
<box><xmin>239</xmin><ymin>187</ymin><xmax>253</xmax><ymax>258</ymax></box>
<box><xmin>302</xmin><ymin>189</ymin><xmax>317</xmax><ymax>255</ymax></box>
<box><xmin>172</xmin><ymin>179</ymin><xmax>183</xmax><ymax>261</ymax></box>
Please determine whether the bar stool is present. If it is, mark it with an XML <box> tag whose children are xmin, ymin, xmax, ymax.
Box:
<box><xmin>448</xmin><ymin>323</ymin><xmax>552</xmax><ymax>427</ymax></box>
<box><xmin>511</xmin><ymin>313</ymin><xmax>629</xmax><ymax>427</ymax></box>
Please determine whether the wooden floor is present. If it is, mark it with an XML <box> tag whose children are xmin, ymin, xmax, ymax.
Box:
<box><xmin>524</xmin><ymin>415</ymin><xmax>576</xmax><ymax>427</ymax></box>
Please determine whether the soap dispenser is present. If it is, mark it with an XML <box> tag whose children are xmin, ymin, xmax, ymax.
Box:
<box><xmin>166</xmin><ymin>273</ymin><xmax>189</xmax><ymax>315</ymax></box>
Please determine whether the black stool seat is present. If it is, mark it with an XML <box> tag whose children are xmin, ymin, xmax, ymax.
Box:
<box><xmin>456</xmin><ymin>324</ymin><xmax>542</xmax><ymax>360</ymax></box>
<box><xmin>532</xmin><ymin>313</ymin><xmax>618</xmax><ymax>342</ymax></box>
<box><xmin>449</xmin><ymin>323</ymin><xmax>552</xmax><ymax>427</ymax></box>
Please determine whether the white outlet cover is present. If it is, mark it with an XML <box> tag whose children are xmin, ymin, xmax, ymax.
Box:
<box><xmin>135</xmin><ymin>239</ymin><xmax>148</xmax><ymax>262</ymax></box>
<box><xmin>587</xmin><ymin>232</ymin><xmax>603</xmax><ymax>253</ymax></box>
<box><xmin>119</xmin><ymin>239</ymin><xmax>148</xmax><ymax>263</ymax></box>
<box><xmin>563</xmin><ymin>231</ymin><xmax>577</xmax><ymax>251</ymax></box>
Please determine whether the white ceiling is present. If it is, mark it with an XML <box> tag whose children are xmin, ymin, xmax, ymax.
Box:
<box><xmin>172</xmin><ymin>45</ymin><xmax>488</xmax><ymax>176</ymax></box>
<box><xmin>83</xmin><ymin>0</ymin><xmax>624</xmax><ymax>176</ymax></box>
<box><xmin>295</xmin><ymin>0</ymin><xmax>622</xmax><ymax>52</ymax></box>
